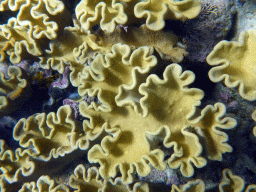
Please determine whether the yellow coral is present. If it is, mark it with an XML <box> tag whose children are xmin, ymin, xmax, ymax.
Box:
<box><xmin>39</xmin><ymin>26</ymin><xmax>106</xmax><ymax>74</ymax></box>
<box><xmin>19</xmin><ymin>175</ymin><xmax>70</xmax><ymax>192</ymax></box>
<box><xmin>0</xmin><ymin>0</ymin><xmax>245</xmax><ymax>190</ymax></box>
<box><xmin>78</xmin><ymin>43</ymin><xmax>157</xmax><ymax>112</ymax></box>
<box><xmin>69</xmin><ymin>164</ymin><xmax>104</xmax><ymax>192</ymax></box>
<box><xmin>69</xmin><ymin>164</ymin><xmax>149</xmax><ymax>192</ymax></box>
<box><xmin>0</xmin><ymin>65</ymin><xmax>29</xmax><ymax>117</ymax></box>
<box><xmin>171</xmin><ymin>179</ymin><xmax>205</xmax><ymax>192</ymax></box>
<box><xmin>246</xmin><ymin>185</ymin><xmax>256</xmax><ymax>192</ymax></box>
<box><xmin>219</xmin><ymin>169</ymin><xmax>245</xmax><ymax>192</ymax></box>
<box><xmin>0</xmin><ymin>0</ymin><xmax>25</xmax><ymax>11</ymax></box>
<box><xmin>17</xmin><ymin>0</ymin><xmax>70</xmax><ymax>40</ymax></box>
<box><xmin>187</xmin><ymin>103</ymin><xmax>236</xmax><ymax>161</ymax></box>
<box><xmin>171</xmin><ymin>169</ymin><xmax>255</xmax><ymax>192</ymax></box>
<box><xmin>13</xmin><ymin>105</ymin><xmax>83</xmax><ymax>160</ymax></box>
<box><xmin>134</xmin><ymin>0</ymin><xmax>201</xmax><ymax>30</ymax></box>
<box><xmin>0</xmin><ymin>0</ymin><xmax>70</xmax><ymax>40</ymax></box>
<box><xmin>94</xmin><ymin>24</ymin><xmax>188</xmax><ymax>62</ymax></box>
<box><xmin>75</xmin><ymin>0</ymin><xmax>201</xmax><ymax>32</ymax></box>
<box><xmin>41</xmin><ymin>24</ymin><xmax>187</xmax><ymax>76</ymax></box>
<box><xmin>0</xmin><ymin>18</ymin><xmax>43</xmax><ymax>64</ymax></box>
<box><xmin>207</xmin><ymin>29</ymin><xmax>256</xmax><ymax>101</ymax></box>
<box><xmin>78</xmin><ymin>56</ymin><xmax>235</xmax><ymax>183</ymax></box>
<box><xmin>75</xmin><ymin>0</ymin><xmax>129</xmax><ymax>33</ymax></box>
<box><xmin>0</xmin><ymin>140</ymin><xmax>35</xmax><ymax>183</ymax></box>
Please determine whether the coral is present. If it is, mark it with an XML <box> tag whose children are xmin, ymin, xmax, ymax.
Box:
<box><xmin>0</xmin><ymin>18</ymin><xmax>43</xmax><ymax>64</ymax></box>
<box><xmin>134</xmin><ymin>0</ymin><xmax>202</xmax><ymax>31</ymax></box>
<box><xmin>219</xmin><ymin>169</ymin><xmax>245</xmax><ymax>192</ymax></box>
<box><xmin>79</xmin><ymin>57</ymin><xmax>236</xmax><ymax>183</ymax></box>
<box><xmin>0</xmin><ymin>140</ymin><xmax>35</xmax><ymax>183</ymax></box>
<box><xmin>39</xmin><ymin>26</ymin><xmax>103</xmax><ymax>74</ymax></box>
<box><xmin>75</xmin><ymin>0</ymin><xmax>201</xmax><ymax>33</ymax></box>
<box><xmin>171</xmin><ymin>168</ymin><xmax>252</xmax><ymax>192</ymax></box>
<box><xmin>19</xmin><ymin>175</ymin><xmax>70</xmax><ymax>192</ymax></box>
<box><xmin>0</xmin><ymin>65</ymin><xmax>30</xmax><ymax>117</ymax></box>
<box><xmin>0</xmin><ymin>0</ymin><xmax>71</xmax><ymax>40</ymax></box>
<box><xmin>17</xmin><ymin>0</ymin><xmax>71</xmax><ymax>40</ymax></box>
<box><xmin>40</xmin><ymin>23</ymin><xmax>187</xmax><ymax>75</ymax></box>
<box><xmin>69</xmin><ymin>164</ymin><xmax>149</xmax><ymax>192</ymax></box>
<box><xmin>69</xmin><ymin>164</ymin><xmax>104</xmax><ymax>191</ymax></box>
<box><xmin>207</xmin><ymin>29</ymin><xmax>256</xmax><ymax>101</ymax></box>
<box><xmin>96</xmin><ymin>24</ymin><xmax>188</xmax><ymax>62</ymax></box>
<box><xmin>13</xmin><ymin>105</ymin><xmax>83</xmax><ymax>160</ymax></box>
<box><xmin>171</xmin><ymin>179</ymin><xmax>205</xmax><ymax>192</ymax></box>
<box><xmin>0</xmin><ymin>0</ymin><xmax>71</xmax><ymax>66</ymax></box>
<box><xmin>75</xmin><ymin>0</ymin><xmax>129</xmax><ymax>33</ymax></box>
<box><xmin>78</xmin><ymin>43</ymin><xmax>157</xmax><ymax>112</ymax></box>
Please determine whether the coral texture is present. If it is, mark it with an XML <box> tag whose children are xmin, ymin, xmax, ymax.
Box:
<box><xmin>75</xmin><ymin>0</ymin><xmax>129</xmax><ymax>33</ymax></box>
<box><xmin>0</xmin><ymin>18</ymin><xmax>43</xmax><ymax>64</ymax></box>
<box><xmin>0</xmin><ymin>0</ymin><xmax>70</xmax><ymax>40</ymax></box>
<box><xmin>134</xmin><ymin>0</ymin><xmax>202</xmax><ymax>30</ymax></box>
<box><xmin>171</xmin><ymin>179</ymin><xmax>205</xmax><ymax>192</ymax></box>
<box><xmin>79</xmin><ymin>56</ymin><xmax>236</xmax><ymax>183</ymax></box>
<box><xmin>76</xmin><ymin>0</ymin><xmax>201</xmax><ymax>32</ymax></box>
<box><xmin>13</xmin><ymin>105</ymin><xmax>82</xmax><ymax>160</ymax></box>
<box><xmin>207</xmin><ymin>29</ymin><xmax>256</xmax><ymax>101</ymax></box>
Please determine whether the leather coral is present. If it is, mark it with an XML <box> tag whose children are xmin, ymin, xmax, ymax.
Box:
<box><xmin>0</xmin><ymin>65</ymin><xmax>30</xmax><ymax>117</ymax></box>
<box><xmin>207</xmin><ymin>29</ymin><xmax>256</xmax><ymax>101</ymax></box>
<box><xmin>78</xmin><ymin>44</ymin><xmax>236</xmax><ymax>183</ymax></box>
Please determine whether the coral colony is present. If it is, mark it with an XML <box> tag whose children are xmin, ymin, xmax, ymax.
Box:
<box><xmin>0</xmin><ymin>0</ymin><xmax>256</xmax><ymax>191</ymax></box>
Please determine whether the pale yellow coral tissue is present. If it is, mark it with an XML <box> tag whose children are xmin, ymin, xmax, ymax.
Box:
<box><xmin>207</xmin><ymin>29</ymin><xmax>256</xmax><ymax>101</ymax></box>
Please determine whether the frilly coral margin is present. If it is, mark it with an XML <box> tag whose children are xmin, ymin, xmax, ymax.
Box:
<box><xmin>0</xmin><ymin>65</ymin><xmax>30</xmax><ymax>117</ymax></box>
<box><xmin>75</xmin><ymin>0</ymin><xmax>128</xmax><ymax>33</ymax></box>
<box><xmin>134</xmin><ymin>0</ymin><xmax>201</xmax><ymax>31</ymax></box>
<box><xmin>207</xmin><ymin>29</ymin><xmax>256</xmax><ymax>101</ymax></box>
<box><xmin>13</xmin><ymin>105</ymin><xmax>83</xmax><ymax>160</ymax></box>
<box><xmin>78</xmin><ymin>61</ymin><xmax>236</xmax><ymax>182</ymax></box>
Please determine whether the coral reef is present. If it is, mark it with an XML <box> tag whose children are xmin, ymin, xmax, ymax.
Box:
<box><xmin>0</xmin><ymin>0</ymin><xmax>256</xmax><ymax>191</ymax></box>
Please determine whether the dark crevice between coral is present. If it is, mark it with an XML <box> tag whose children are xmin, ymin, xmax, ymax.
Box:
<box><xmin>183</xmin><ymin>60</ymin><xmax>216</xmax><ymax>109</ymax></box>
<box><xmin>43</xmin><ymin>79</ymin><xmax>78</xmax><ymax>114</ymax></box>
<box><xmin>0</xmin><ymin>11</ymin><xmax>18</xmax><ymax>24</ymax></box>
<box><xmin>10</xmin><ymin>83</ymin><xmax>49</xmax><ymax>120</ymax></box>
<box><xmin>147</xmin><ymin>183</ymin><xmax>171</xmax><ymax>192</ymax></box>
<box><xmin>225</xmin><ymin>11</ymin><xmax>238</xmax><ymax>41</ymax></box>
<box><xmin>0</xmin><ymin>118</ymin><xmax>19</xmax><ymax>149</ymax></box>
<box><xmin>192</xmin><ymin>160</ymin><xmax>224</xmax><ymax>187</ymax></box>
<box><xmin>62</xmin><ymin>0</ymin><xmax>79</xmax><ymax>15</ymax></box>
<box><xmin>164</xmin><ymin>20</ymin><xmax>184</xmax><ymax>35</ymax></box>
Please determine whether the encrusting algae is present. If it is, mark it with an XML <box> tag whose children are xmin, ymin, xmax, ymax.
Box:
<box><xmin>0</xmin><ymin>0</ymin><xmax>256</xmax><ymax>191</ymax></box>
